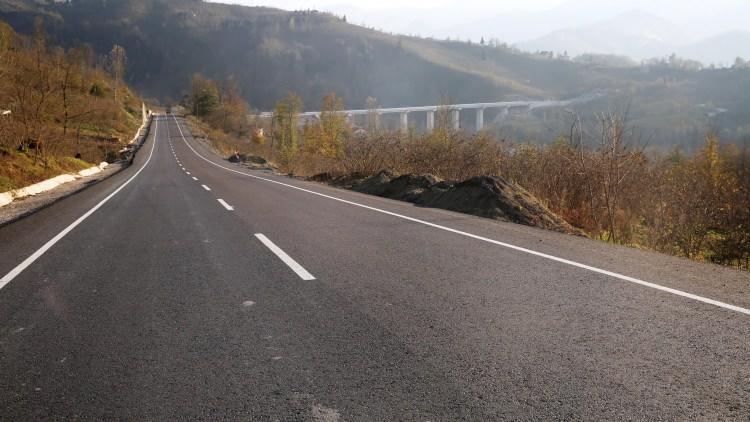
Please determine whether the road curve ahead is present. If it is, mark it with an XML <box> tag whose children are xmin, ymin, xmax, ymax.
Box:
<box><xmin>1</xmin><ymin>115</ymin><xmax>748</xmax><ymax>420</ymax></box>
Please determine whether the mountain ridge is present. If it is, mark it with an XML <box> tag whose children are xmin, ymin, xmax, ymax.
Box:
<box><xmin>516</xmin><ymin>8</ymin><xmax>748</xmax><ymax>65</ymax></box>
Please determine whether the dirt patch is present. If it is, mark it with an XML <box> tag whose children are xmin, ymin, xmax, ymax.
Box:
<box><xmin>317</xmin><ymin>171</ymin><xmax>583</xmax><ymax>235</ymax></box>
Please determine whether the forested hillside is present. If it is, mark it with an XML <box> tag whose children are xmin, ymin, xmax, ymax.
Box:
<box><xmin>1</xmin><ymin>0</ymin><xmax>749</xmax><ymax>148</ymax></box>
<box><xmin>0</xmin><ymin>18</ymin><xmax>141</xmax><ymax>190</ymax></box>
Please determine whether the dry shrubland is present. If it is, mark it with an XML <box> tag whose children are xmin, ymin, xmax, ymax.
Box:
<box><xmin>193</xmin><ymin>90</ymin><xmax>750</xmax><ymax>270</ymax></box>
<box><xmin>0</xmin><ymin>19</ymin><xmax>141</xmax><ymax>190</ymax></box>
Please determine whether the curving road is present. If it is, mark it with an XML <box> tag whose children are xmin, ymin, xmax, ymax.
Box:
<box><xmin>0</xmin><ymin>115</ymin><xmax>748</xmax><ymax>420</ymax></box>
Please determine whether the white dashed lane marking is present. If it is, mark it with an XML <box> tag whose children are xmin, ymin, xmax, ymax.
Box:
<box><xmin>217</xmin><ymin>199</ymin><xmax>234</xmax><ymax>211</ymax></box>
<box><xmin>254</xmin><ymin>234</ymin><xmax>315</xmax><ymax>281</ymax></box>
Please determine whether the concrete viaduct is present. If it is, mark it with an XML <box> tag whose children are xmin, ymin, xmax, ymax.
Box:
<box><xmin>255</xmin><ymin>93</ymin><xmax>603</xmax><ymax>133</ymax></box>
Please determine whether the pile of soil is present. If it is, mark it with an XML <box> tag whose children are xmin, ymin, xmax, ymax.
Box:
<box><xmin>227</xmin><ymin>153</ymin><xmax>277</xmax><ymax>171</ymax></box>
<box><xmin>316</xmin><ymin>170</ymin><xmax>583</xmax><ymax>235</ymax></box>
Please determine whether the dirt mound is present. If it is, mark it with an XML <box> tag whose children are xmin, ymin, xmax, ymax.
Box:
<box><xmin>228</xmin><ymin>153</ymin><xmax>267</xmax><ymax>164</ymax></box>
<box><xmin>418</xmin><ymin>176</ymin><xmax>581</xmax><ymax>234</ymax></box>
<box><xmin>315</xmin><ymin>171</ymin><xmax>582</xmax><ymax>235</ymax></box>
<box><xmin>309</xmin><ymin>172</ymin><xmax>335</xmax><ymax>183</ymax></box>
<box><xmin>315</xmin><ymin>171</ymin><xmax>371</xmax><ymax>188</ymax></box>
<box><xmin>354</xmin><ymin>170</ymin><xmax>397</xmax><ymax>194</ymax></box>
<box><xmin>227</xmin><ymin>153</ymin><xmax>276</xmax><ymax>171</ymax></box>
<box><xmin>372</xmin><ymin>174</ymin><xmax>442</xmax><ymax>202</ymax></box>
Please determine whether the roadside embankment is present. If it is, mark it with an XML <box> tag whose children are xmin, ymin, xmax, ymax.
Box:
<box><xmin>0</xmin><ymin>162</ymin><xmax>108</xmax><ymax>207</ymax></box>
<box><xmin>310</xmin><ymin>170</ymin><xmax>584</xmax><ymax>236</ymax></box>
<box><xmin>0</xmin><ymin>110</ymin><xmax>152</xmax><ymax>226</ymax></box>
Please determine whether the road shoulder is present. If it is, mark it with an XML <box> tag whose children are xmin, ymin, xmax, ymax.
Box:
<box><xmin>0</xmin><ymin>162</ymin><xmax>129</xmax><ymax>228</ymax></box>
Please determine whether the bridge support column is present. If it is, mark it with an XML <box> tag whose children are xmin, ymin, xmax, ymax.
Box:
<box><xmin>426</xmin><ymin>111</ymin><xmax>434</xmax><ymax>132</ymax></box>
<box><xmin>498</xmin><ymin>107</ymin><xmax>509</xmax><ymax>123</ymax></box>
<box><xmin>475</xmin><ymin>108</ymin><xmax>484</xmax><ymax>131</ymax></box>
<box><xmin>368</xmin><ymin>112</ymin><xmax>380</xmax><ymax>132</ymax></box>
<box><xmin>452</xmin><ymin>109</ymin><xmax>460</xmax><ymax>131</ymax></box>
<box><xmin>400</xmin><ymin>112</ymin><xmax>409</xmax><ymax>134</ymax></box>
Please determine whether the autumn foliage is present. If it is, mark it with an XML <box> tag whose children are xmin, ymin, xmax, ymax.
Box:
<box><xmin>0</xmin><ymin>19</ymin><xmax>140</xmax><ymax>189</ymax></box>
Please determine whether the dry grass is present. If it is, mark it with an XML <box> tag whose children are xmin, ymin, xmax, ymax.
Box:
<box><xmin>0</xmin><ymin>147</ymin><xmax>91</xmax><ymax>191</ymax></box>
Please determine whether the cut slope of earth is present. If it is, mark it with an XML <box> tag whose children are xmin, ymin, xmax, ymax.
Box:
<box><xmin>314</xmin><ymin>170</ymin><xmax>582</xmax><ymax>235</ymax></box>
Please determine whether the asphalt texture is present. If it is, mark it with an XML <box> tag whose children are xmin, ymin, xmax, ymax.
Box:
<box><xmin>1</xmin><ymin>115</ymin><xmax>748</xmax><ymax>420</ymax></box>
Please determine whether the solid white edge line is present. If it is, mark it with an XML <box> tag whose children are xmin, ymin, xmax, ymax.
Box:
<box><xmin>170</xmin><ymin>115</ymin><xmax>750</xmax><ymax>316</ymax></box>
<box><xmin>255</xmin><ymin>234</ymin><xmax>315</xmax><ymax>280</ymax></box>
<box><xmin>202</xmin><ymin>184</ymin><xmax>211</xmax><ymax>191</ymax></box>
<box><xmin>217</xmin><ymin>199</ymin><xmax>234</xmax><ymax>211</ymax></box>
<box><xmin>0</xmin><ymin>116</ymin><xmax>160</xmax><ymax>290</ymax></box>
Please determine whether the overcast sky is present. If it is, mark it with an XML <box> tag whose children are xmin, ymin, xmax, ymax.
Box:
<box><xmin>230</xmin><ymin>0</ymin><xmax>568</xmax><ymax>12</ymax></box>
<box><xmin>214</xmin><ymin>0</ymin><xmax>750</xmax><ymax>44</ymax></box>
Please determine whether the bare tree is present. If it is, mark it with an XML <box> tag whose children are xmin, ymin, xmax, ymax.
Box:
<box><xmin>108</xmin><ymin>45</ymin><xmax>127</xmax><ymax>102</ymax></box>
<box><xmin>595</xmin><ymin>107</ymin><xmax>644</xmax><ymax>242</ymax></box>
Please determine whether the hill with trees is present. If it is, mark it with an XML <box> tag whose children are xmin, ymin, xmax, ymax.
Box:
<box><xmin>0</xmin><ymin>17</ymin><xmax>141</xmax><ymax>190</ymax></box>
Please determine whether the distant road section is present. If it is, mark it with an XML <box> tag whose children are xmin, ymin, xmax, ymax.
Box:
<box><xmin>0</xmin><ymin>115</ymin><xmax>748</xmax><ymax>420</ymax></box>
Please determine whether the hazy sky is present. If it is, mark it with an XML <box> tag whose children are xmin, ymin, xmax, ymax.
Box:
<box><xmin>232</xmin><ymin>0</ymin><xmax>568</xmax><ymax>12</ymax></box>
<box><xmin>216</xmin><ymin>0</ymin><xmax>750</xmax><ymax>44</ymax></box>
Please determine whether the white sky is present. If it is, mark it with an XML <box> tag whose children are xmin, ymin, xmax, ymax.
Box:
<box><xmin>232</xmin><ymin>0</ymin><xmax>568</xmax><ymax>12</ymax></box>
<box><xmin>215</xmin><ymin>0</ymin><xmax>750</xmax><ymax>44</ymax></box>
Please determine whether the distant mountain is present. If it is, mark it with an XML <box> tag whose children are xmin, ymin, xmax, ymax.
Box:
<box><xmin>678</xmin><ymin>30</ymin><xmax>750</xmax><ymax>66</ymax></box>
<box><xmin>515</xmin><ymin>9</ymin><xmax>750</xmax><ymax>66</ymax></box>
<box><xmin>446</xmin><ymin>0</ymin><xmax>624</xmax><ymax>45</ymax></box>
<box><xmin>516</xmin><ymin>10</ymin><xmax>693</xmax><ymax>60</ymax></box>
<box><xmin>0</xmin><ymin>0</ymin><xmax>606</xmax><ymax>109</ymax></box>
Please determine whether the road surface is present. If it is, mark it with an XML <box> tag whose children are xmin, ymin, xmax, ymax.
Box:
<box><xmin>1</xmin><ymin>115</ymin><xmax>748</xmax><ymax>420</ymax></box>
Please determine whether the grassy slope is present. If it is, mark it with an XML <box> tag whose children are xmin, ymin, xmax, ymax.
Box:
<box><xmin>0</xmin><ymin>149</ymin><xmax>91</xmax><ymax>191</ymax></box>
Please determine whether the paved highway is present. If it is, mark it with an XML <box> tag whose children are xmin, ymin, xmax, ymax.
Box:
<box><xmin>1</xmin><ymin>115</ymin><xmax>748</xmax><ymax>420</ymax></box>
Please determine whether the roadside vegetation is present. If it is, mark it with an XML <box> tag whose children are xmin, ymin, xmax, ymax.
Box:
<box><xmin>0</xmin><ymin>19</ymin><xmax>140</xmax><ymax>190</ymax></box>
<box><xmin>184</xmin><ymin>78</ymin><xmax>750</xmax><ymax>270</ymax></box>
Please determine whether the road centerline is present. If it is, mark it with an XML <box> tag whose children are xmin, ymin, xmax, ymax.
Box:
<box><xmin>217</xmin><ymin>199</ymin><xmax>234</xmax><ymax>211</ymax></box>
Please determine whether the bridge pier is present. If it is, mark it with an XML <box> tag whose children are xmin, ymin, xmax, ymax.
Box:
<box><xmin>400</xmin><ymin>112</ymin><xmax>409</xmax><ymax>134</ymax></box>
<box><xmin>426</xmin><ymin>111</ymin><xmax>434</xmax><ymax>132</ymax></box>
<box><xmin>452</xmin><ymin>109</ymin><xmax>460</xmax><ymax>131</ymax></box>
<box><xmin>367</xmin><ymin>112</ymin><xmax>380</xmax><ymax>132</ymax></box>
<box><xmin>475</xmin><ymin>108</ymin><xmax>484</xmax><ymax>131</ymax></box>
<box><xmin>498</xmin><ymin>107</ymin><xmax>509</xmax><ymax>124</ymax></box>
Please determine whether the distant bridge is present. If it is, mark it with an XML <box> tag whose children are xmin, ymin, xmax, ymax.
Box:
<box><xmin>254</xmin><ymin>93</ymin><xmax>603</xmax><ymax>133</ymax></box>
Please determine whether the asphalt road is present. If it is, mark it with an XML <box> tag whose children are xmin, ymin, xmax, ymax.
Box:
<box><xmin>1</xmin><ymin>115</ymin><xmax>748</xmax><ymax>420</ymax></box>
